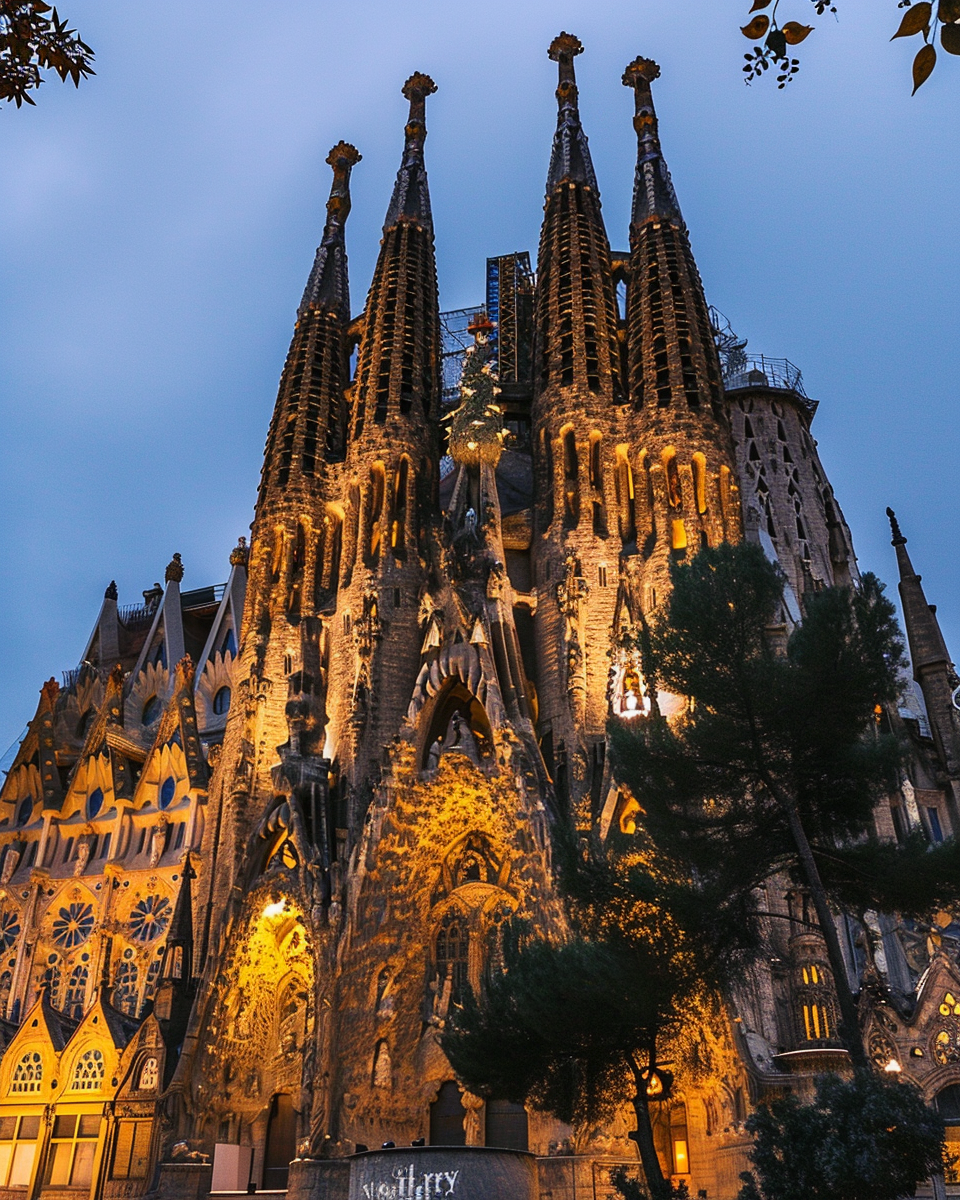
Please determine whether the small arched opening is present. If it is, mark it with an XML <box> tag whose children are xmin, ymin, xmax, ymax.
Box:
<box><xmin>429</xmin><ymin>1081</ymin><xmax>466</xmax><ymax>1147</ymax></box>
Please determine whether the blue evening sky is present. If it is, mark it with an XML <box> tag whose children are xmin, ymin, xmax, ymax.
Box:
<box><xmin>1</xmin><ymin>0</ymin><xmax>958</xmax><ymax>752</ymax></box>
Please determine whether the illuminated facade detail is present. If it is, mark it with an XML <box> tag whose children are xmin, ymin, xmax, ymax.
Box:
<box><xmin>0</xmin><ymin>35</ymin><xmax>956</xmax><ymax>1200</ymax></box>
<box><xmin>10</xmin><ymin>1053</ymin><xmax>42</xmax><ymax>1094</ymax></box>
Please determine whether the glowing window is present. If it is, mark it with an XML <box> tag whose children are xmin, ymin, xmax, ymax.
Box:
<box><xmin>46</xmin><ymin>1114</ymin><xmax>100</xmax><ymax>1188</ymax></box>
<box><xmin>0</xmin><ymin>1115</ymin><xmax>42</xmax><ymax>1187</ymax></box>
<box><xmin>111</xmin><ymin>1119</ymin><xmax>153</xmax><ymax>1180</ymax></box>
<box><xmin>137</xmin><ymin>1056</ymin><xmax>159</xmax><ymax>1091</ymax></box>
<box><xmin>70</xmin><ymin>1048</ymin><xmax>104</xmax><ymax>1092</ymax></box>
<box><xmin>10</xmin><ymin>1051</ymin><xmax>42</xmax><ymax>1094</ymax></box>
<box><xmin>64</xmin><ymin>965</ymin><xmax>89</xmax><ymax>1019</ymax></box>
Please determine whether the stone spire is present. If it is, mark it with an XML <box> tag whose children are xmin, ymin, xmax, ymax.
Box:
<box><xmin>383</xmin><ymin>72</ymin><xmax>437</xmax><ymax>232</ymax></box>
<box><xmin>622</xmin><ymin>56</ymin><xmax>683</xmax><ymax>228</ymax></box>
<box><xmin>533</xmin><ymin>33</ymin><xmax>621</xmax><ymax>406</ymax></box>
<box><xmin>545</xmin><ymin>33</ymin><xmax>598</xmax><ymax>193</ymax></box>
<box><xmin>887</xmin><ymin>508</ymin><xmax>955</xmax><ymax>679</ymax></box>
<box><xmin>619</xmin><ymin>55</ymin><xmax>740</xmax><ymax>611</ymax></box>
<box><xmin>351</xmin><ymin>73</ymin><xmax>441</xmax><ymax>436</ymax></box>
<box><xmin>257</xmin><ymin>142</ymin><xmax>359</xmax><ymax>513</ymax></box>
<box><xmin>887</xmin><ymin>508</ymin><xmax>960</xmax><ymax>789</ymax></box>
<box><xmin>299</xmin><ymin>141</ymin><xmax>361</xmax><ymax>322</ymax></box>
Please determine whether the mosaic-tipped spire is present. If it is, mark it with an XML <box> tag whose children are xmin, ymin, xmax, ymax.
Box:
<box><xmin>623</xmin><ymin>56</ymin><xmax>683</xmax><ymax>228</ymax></box>
<box><xmin>545</xmin><ymin>33</ymin><xmax>598</xmax><ymax>193</ymax></box>
<box><xmin>384</xmin><ymin>72</ymin><xmax>437</xmax><ymax>232</ymax></box>
<box><xmin>298</xmin><ymin>141</ymin><xmax>361</xmax><ymax>322</ymax></box>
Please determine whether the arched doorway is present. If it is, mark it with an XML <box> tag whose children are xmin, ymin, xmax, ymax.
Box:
<box><xmin>263</xmin><ymin>1093</ymin><xmax>295</xmax><ymax>1190</ymax></box>
<box><xmin>485</xmin><ymin>1099</ymin><xmax>528</xmax><ymax>1151</ymax></box>
<box><xmin>429</xmin><ymin>1081</ymin><xmax>466</xmax><ymax>1146</ymax></box>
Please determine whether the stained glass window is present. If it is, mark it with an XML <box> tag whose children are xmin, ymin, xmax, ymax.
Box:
<box><xmin>10</xmin><ymin>1052</ymin><xmax>42</xmax><ymax>1094</ymax></box>
<box><xmin>0</xmin><ymin>911</ymin><xmax>20</xmax><ymax>953</ymax></box>
<box><xmin>86</xmin><ymin>788</ymin><xmax>104</xmax><ymax>820</ymax></box>
<box><xmin>113</xmin><ymin>960</ymin><xmax>139</xmax><ymax>1016</ymax></box>
<box><xmin>159</xmin><ymin>777</ymin><xmax>176</xmax><ymax>809</ymax></box>
<box><xmin>436</xmin><ymin>911</ymin><xmax>469</xmax><ymax>1005</ymax></box>
<box><xmin>129</xmin><ymin>895</ymin><xmax>171</xmax><ymax>944</ymax></box>
<box><xmin>64</xmin><ymin>965</ymin><xmax>89</xmax><ymax>1020</ymax></box>
<box><xmin>52</xmin><ymin>903</ymin><xmax>95</xmax><ymax>950</ymax></box>
<box><xmin>70</xmin><ymin>1049</ymin><xmax>104</xmax><ymax>1092</ymax></box>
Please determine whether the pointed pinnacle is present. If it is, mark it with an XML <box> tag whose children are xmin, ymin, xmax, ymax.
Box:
<box><xmin>623</xmin><ymin>53</ymin><xmax>683</xmax><ymax>228</ymax></box>
<box><xmin>886</xmin><ymin>506</ymin><xmax>907</xmax><ymax>546</ymax></box>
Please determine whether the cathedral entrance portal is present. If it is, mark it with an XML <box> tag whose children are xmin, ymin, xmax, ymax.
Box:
<box><xmin>429</xmin><ymin>1082</ymin><xmax>466</xmax><ymax>1146</ymax></box>
<box><xmin>263</xmin><ymin>1093</ymin><xmax>295</xmax><ymax>1190</ymax></box>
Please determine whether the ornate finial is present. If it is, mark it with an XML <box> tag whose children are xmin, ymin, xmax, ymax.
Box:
<box><xmin>623</xmin><ymin>53</ymin><xmax>682</xmax><ymax>228</ymax></box>
<box><xmin>298</xmin><ymin>143</ymin><xmax>361</xmax><ymax>319</ymax></box>
<box><xmin>549</xmin><ymin>32</ymin><xmax>584</xmax><ymax>70</ymax></box>
<box><xmin>324</xmin><ymin>141</ymin><xmax>361</xmax><ymax>219</ymax></box>
<box><xmin>467</xmin><ymin>311</ymin><xmax>495</xmax><ymax>343</ymax></box>
<box><xmin>230</xmin><ymin>535</ymin><xmax>249</xmax><ymax>567</ymax></box>
<box><xmin>383</xmin><ymin>73</ymin><xmax>437</xmax><ymax>231</ymax></box>
<box><xmin>886</xmin><ymin>507</ymin><xmax>907</xmax><ymax>546</ymax></box>
<box><xmin>544</xmin><ymin>33</ymin><xmax>597</xmax><ymax>193</ymax></box>
<box><xmin>104</xmin><ymin>580</ymin><xmax>118</xmax><ymax>601</ymax></box>
<box><xmin>622</xmin><ymin>56</ymin><xmax>661</xmax><ymax>87</ymax></box>
<box><xmin>165</xmin><ymin>552</ymin><xmax>184</xmax><ymax>584</ymax></box>
<box><xmin>402</xmin><ymin>72</ymin><xmax>437</xmax><ymax>128</ymax></box>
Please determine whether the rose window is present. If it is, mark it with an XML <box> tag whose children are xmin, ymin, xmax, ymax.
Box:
<box><xmin>52</xmin><ymin>903</ymin><xmax>95</xmax><ymax>950</ymax></box>
<box><xmin>0</xmin><ymin>910</ymin><xmax>20</xmax><ymax>953</ymax></box>
<box><xmin>129</xmin><ymin>895</ymin><xmax>172</xmax><ymax>943</ymax></box>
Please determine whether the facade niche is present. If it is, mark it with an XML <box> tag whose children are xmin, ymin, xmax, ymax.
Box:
<box><xmin>589</xmin><ymin>432</ymin><xmax>607</xmax><ymax>537</ymax></box>
<box><xmin>561</xmin><ymin>426</ymin><xmax>579</xmax><ymax>528</ymax></box>
<box><xmin>391</xmin><ymin>457</ymin><xmax>410</xmax><ymax>558</ymax></box>
<box><xmin>615</xmin><ymin>445</ymin><xmax>637</xmax><ymax>546</ymax></box>
<box><xmin>366</xmin><ymin>463</ymin><xmax>386</xmax><ymax>564</ymax></box>
<box><xmin>429</xmin><ymin>1081</ymin><xmax>466</xmax><ymax>1147</ymax></box>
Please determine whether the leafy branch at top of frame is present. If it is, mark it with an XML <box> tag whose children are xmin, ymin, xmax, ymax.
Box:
<box><xmin>0</xmin><ymin>1</ymin><xmax>94</xmax><ymax>108</ymax></box>
<box><xmin>740</xmin><ymin>0</ymin><xmax>960</xmax><ymax>91</ymax></box>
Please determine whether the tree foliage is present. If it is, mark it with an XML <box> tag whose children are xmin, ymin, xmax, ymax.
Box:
<box><xmin>1</xmin><ymin>1</ymin><xmax>93</xmax><ymax>108</ymax></box>
<box><xmin>737</xmin><ymin>1072</ymin><xmax>946</xmax><ymax>1200</ymax></box>
<box><xmin>739</xmin><ymin>0</ymin><xmax>959</xmax><ymax>90</ymax></box>
<box><xmin>610</xmin><ymin>541</ymin><xmax>960</xmax><ymax>1072</ymax></box>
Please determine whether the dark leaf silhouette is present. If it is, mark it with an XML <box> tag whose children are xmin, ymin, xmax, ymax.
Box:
<box><xmin>782</xmin><ymin>22</ymin><xmax>815</xmax><ymax>43</ymax></box>
<box><xmin>0</xmin><ymin>1</ymin><xmax>94</xmax><ymax>107</ymax></box>
<box><xmin>938</xmin><ymin>0</ymin><xmax>960</xmax><ymax>21</ymax></box>
<box><xmin>749</xmin><ymin>0</ymin><xmax>773</xmax><ymax>9</ymax></box>
<box><xmin>912</xmin><ymin>40</ymin><xmax>937</xmax><ymax>89</ymax></box>
<box><xmin>891</xmin><ymin>2</ymin><xmax>933</xmax><ymax>38</ymax></box>
<box><xmin>741</xmin><ymin>14</ymin><xmax>771</xmax><ymax>38</ymax></box>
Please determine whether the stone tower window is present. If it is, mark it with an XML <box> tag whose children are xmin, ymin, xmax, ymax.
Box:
<box><xmin>615</xmin><ymin>446</ymin><xmax>636</xmax><ymax>545</ymax></box>
<box><xmin>561</xmin><ymin>428</ymin><xmax>579</xmax><ymax>527</ymax></box>
<box><xmin>391</xmin><ymin>457</ymin><xmax>410</xmax><ymax>556</ymax></box>
<box><xmin>436</xmin><ymin>910</ymin><xmax>469</xmax><ymax>1006</ymax></box>
<box><xmin>692</xmin><ymin>452</ymin><xmax>708</xmax><ymax>515</ymax></box>
<box><xmin>366</xmin><ymin>463</ymin><xmax>386</xmax><ymax>563</ymax></box>
<box><xmin>662</xmin><ymin>447</ymin><xmax>682</xmax><ymax>510</ymax></box>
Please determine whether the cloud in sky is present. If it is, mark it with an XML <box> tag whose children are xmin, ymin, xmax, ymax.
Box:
<box><xmin>1</xmin><ymin>0</ymin><xmax>958</xmax><ymax>750</ymax></box>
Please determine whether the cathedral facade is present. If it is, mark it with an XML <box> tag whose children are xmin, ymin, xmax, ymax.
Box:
<box><xmin>1</xmin><ymin>34</ymin><xmax>959</xmax><ymax>1200</ymax></box>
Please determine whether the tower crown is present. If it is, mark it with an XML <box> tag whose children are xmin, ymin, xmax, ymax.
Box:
<box><xmin>299</xmin><ymin>141</ymin><xmax>361</xmax><ymax>321</ymax></box>
<box><xmin>545</xmin><ymin>32</ymin><xmax>597</xmax><ymax>194</ymax></box>
<box><xmin>623</xmin><ymin>55</ymin><xmax>683</xmax><ymax>228</ymax></box>
<box><xmin>384</xmin><ymin>73</ymin><xmax>437</xmax><ymax>232</ymax></box>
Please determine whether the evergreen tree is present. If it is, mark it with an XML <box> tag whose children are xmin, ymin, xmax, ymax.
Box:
<box><xmin>610</xmin><ymin>540</ymin><xmax>960</xmax><ymax>1072</ymax></box>
<box><xmin>737</xmin><ymin>1072</ymin><xmax>945</xmax><ymax>1200</ymax></box>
